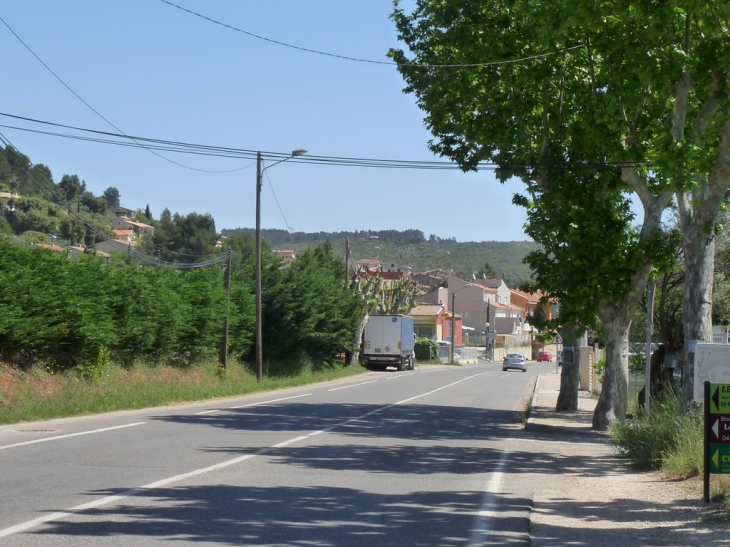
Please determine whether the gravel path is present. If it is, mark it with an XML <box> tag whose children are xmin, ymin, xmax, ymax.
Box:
<box><xmin>527</xmin><ymin>372</ymin><xmax>730</xmax><ymax>547</ymax></box>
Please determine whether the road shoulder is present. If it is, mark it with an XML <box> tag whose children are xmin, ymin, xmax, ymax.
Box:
<box><xmin>526</xmin><ymin>372</ymin><xmax>729</xmax><ymax>547</ymax></box>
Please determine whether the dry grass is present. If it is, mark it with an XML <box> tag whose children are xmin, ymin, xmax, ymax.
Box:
<box><xmin>0</xmin><ymin>360</ymin><xmax>366</xmax><ymax>424</ymax></box>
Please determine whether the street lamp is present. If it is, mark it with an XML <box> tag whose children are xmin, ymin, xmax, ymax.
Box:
<box><xmin>344</xmin><ymin>235</ymin><xmax>379</xmax><ymax>285</ymax></box>
<box><xmin>450</xmin><ymin>283</ymin><xmax>473</xmax><ymax>363</ymax></box>
<box><xmin>255</xmin><ymin>149</ymin><xmax>306</xmax><ymax>382</ymax></box>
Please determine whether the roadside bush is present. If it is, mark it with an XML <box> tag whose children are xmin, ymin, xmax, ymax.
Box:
<box><xmin>662</xmin><ymin>410</ymin><xmax>703</xmax><ymax>479</ymax></box>
<box><xmin>0</xmin><ymin>216</ymin><xmax>12</xmax><ymax>236</ymax></box>
<box><xmin>77</xmin><ymin>346</ymin><xmax>112</xmax><ymax>382</ymax></box>
<box><xmin>629</xmin><ymin>353</ymin><xmax>645</xmax><ymax>374</ymax></box>
<box><xmin>593</xmin><ymin>358</ymin><xmax>606</xmax><ymax>383</ymax></box>
<box><xmin>415</xmin><ymin>338</ymin><xmax>438</xmax><ymax>361</ymax></box>
<box><xmin>610</xmin><ymin>394</ymin><xmax>683</xmax><ymax>470</ymax></box>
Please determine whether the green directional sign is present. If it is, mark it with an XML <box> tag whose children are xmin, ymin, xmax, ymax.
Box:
<box><xmin>710</xmin><ymin>444</ymin><xmax>730</xmax><ymax>474</ymax></box>
<box><xmin>709</xmin><ymin>384</ymin><xmax>730</xmax><ymax>414</ymax></box>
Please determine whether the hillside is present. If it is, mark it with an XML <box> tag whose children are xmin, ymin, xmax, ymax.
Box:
<box><xmin>221</xmin><ymin>228</ymin><xmax>538</xmax><ymax>285</ymax></box>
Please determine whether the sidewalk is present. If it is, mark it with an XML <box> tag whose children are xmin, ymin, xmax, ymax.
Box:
<box><xmin>525</xmin><ymin>371</ymin><xmax>728</xmax><ymax>547</ymax></box>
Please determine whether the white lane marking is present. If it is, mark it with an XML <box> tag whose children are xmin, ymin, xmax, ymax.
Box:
<box><xmin>384</xmin><ymin>373</ymin><xmax>416</xmax><ymax>380</ymax></box>
<box><xmin>394</xmin><ymin>371</ymin><xmax>493</xmax><ymax>406</ymax></box>
<box><xmin>229</xmin><ymin>393</ymin><xmax>312</xmax><ymax>409</ymax></box>
<box><xmin>467</xmin><ymin>447</ymin><xmax>509</xmax><ymax>546</ymax></box>
<box><xmin>0</xmin><ymin>370</ymin><xmax>493</xmax><ymax>538</ymax></box>
<box><xmin>0</xmin><ymin>423</ymin><xmax>146</xmax><ymax>451</ymax></box>
<box><xmin>318</xmin><ymin>370</ymin><xmax>495</xmax><ymax>433</ymax></box>
<box><xmin>328</xmin><ymin>381</ymin><xmax>377</xmax><ymax>392</ymax></box>
<box><xmin>195</xmin><ymin>393</ymin><xmax>312</xmax><ymax>414</ymax></box>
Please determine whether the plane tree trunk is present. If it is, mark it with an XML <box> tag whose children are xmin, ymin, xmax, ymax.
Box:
<box><xmin>556</xmin><ymin>329</ymin><xmax>581</xmax><ymax>411</ymax></box>
<box><xmin>679</xmin><ymin>200</ymin><xmax>716</xmax><ymax>408</ymax></box>
<box><xmin>593</xmin><ymin>305</ymin><xmax>632</xmax><ymax>430</ymax></box>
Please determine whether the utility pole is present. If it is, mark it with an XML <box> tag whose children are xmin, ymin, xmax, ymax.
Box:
<box><xmin>219</xmin><ymin>252</ymin><xmax>232</xmax><ymax>370</ymax></box>
<box><xmin>254</xmin><ymin>149</ymin><xmax>306</xmax><ymax>382</ymax></box>
<box><xmin>255</xmin><ymin>152</ymin><xmax>263</xmax><ymax>382</ymax></box>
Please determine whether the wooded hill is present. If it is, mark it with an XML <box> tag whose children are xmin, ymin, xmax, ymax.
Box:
<box><xmin>0</xmin><ymin>143</ymin><xmax>536</xmax><ymax>285</ymax></box>
<box><xmin>221</xmin><ymin>228</ymin><xmax>537</xmax><ymax>285</ymax></box>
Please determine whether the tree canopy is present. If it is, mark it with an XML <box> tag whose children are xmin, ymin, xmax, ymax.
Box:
<box><xmin>391</xmin><ymin>1</ymin><xmax>730</xmax><ymax>409</ymax></box>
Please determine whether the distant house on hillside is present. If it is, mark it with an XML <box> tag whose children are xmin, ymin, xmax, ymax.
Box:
<box><xmin>69</xmin><ymin>246</ymin><xmax>111</xmax><ymax>259</ymax></box>
<box><xmin>112</xmin><ymin>216</ymin><xmax>154</xmax><ymax>237</ymax></box>
<box><xmin>95</xmin><ymin>238</ymin><xmax>137</xmax><ymax>256</ymax></box>
<box><xmin>273</xmin><ymin>249</ymin><xmax>296</xmax><ymax>264</ymax></box>
<box><xmin>113</xmin><ymin>229</ymin><xmax>134</xmax><ymax>243</ymax></box>
<box><xmin>34</xmin><ymin>243</ymin><xmax>65</xmax><ymax>253</ymax></box>
<box><xmin>354</xmin><ymin>258</ymin><xmax>382</xmax><ymax>273</ymax></box>
<box><xmin>384</xmin><ymin>262</ymin><xmax>413</xmax><ymax>275</ymax></box>
<box><xmin>412</xmin><ymin>270</ymin><xmax>445</xmax><ymax>292</ymax></box>
<box><xmin>112</xmin><ymin>206</ymin><xmax>135</xmax><ymax>218</ymax></box>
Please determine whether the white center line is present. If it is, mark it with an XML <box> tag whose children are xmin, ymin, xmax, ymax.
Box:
<box><xmin>384</xmin><ymin>373</ymin><xmax>416</xmax><ymax>380</ymax></box>
<box><xmin>0</xmin><ymin>370</ymin><xmax>494</xmax><ymax>539</ymax></box>
<box><xmin>229</xmin><ymin>393</ymin><xmax>311</xmax><ymax>409</ymax></box>
<box><xmin>328</xmin><ymin>380</ymin><xmax>377</xmax><ymax>392</ymax></box>
<box><xmin>0</xmin><ymin>422</ymin><xmax>146</xmax><ymax>451</ymax></box>
<box><xmin>196</xmin><ymin>393</ymin><xmax>312</xmax><ymax>414</ymax></box>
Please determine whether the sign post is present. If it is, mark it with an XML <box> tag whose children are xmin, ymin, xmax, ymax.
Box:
<box><xmin>705</xmin><ymin>381</ymin><xmax>730</xmax><ymax>502</ymax></box>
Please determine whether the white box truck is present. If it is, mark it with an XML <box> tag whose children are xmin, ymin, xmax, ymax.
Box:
<box><xmin>362</xmin><ymin>315</ymin><xmax>415</xmax><ymax>371</ymax></box>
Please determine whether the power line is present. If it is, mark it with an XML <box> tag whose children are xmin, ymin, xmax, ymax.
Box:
<box><xmin>264</xmin><ymin>166</ymin><xmax>293</xmax><ymax>232</ymax></box>
<box><xmin>0</xmin><ymin>13</ymin><xmax>250</xmax><ymax>175</ymax></box>
<box><xmin>0</xmin><ymin>112</ymin><xmax>646</xmax><ymax>172</ymax></box>
<box><xmin>159</xmin><ymin>0</ymin><xmax>583</xmax><ymax>68</ymax></box>
<box><xmin>0</xmin><ymin>131</ymin><xmax>231</xmax><ymax>268</ymax></box>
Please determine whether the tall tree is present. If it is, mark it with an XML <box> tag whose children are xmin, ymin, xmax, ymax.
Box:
<box><xmin>476</xmin><ymin>260</ymin><xmax>497</xmax><ymax>279</ymax></box>
<box><xmin>346</xmin><ymin>265</ymin><xmax>419</xmax><ymax>365</ymax></box>
<box><xmin>59</xmin><ymin>216</ymin><xmax>85</xmax><ymax>246</ymax></box>
<box><xmin>58</xmin><ymin>174</ymin><xmax>83</xmax><ymax>205</ymax></box>
<box><xmin>26</xmin><ymin>164</ymin><xmax>54</xmax><ymax>197</ymax></box>
<box><xmin>391</xmin><ymin>0</ymin><xmax>671</xmax><ymax>427</ymax></box>
<box><xmin>102</xmin><ymin>187</ymin><xmax>120</xmax><ymax>210</ymax></box>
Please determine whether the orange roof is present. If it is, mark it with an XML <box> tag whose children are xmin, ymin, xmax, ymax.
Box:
<box><xmin>36</xmin><ymin>243</ymin><xmax>65</xmax><ymax>252</ymax></box>
<box><xmin>114</xmin><ymin>229</ymin><xmax>133</xmax><ymax>236</ymax></box>
<box><xmin>410</xmin><ymin>304</ymin><xmax>445</xmax><ymax>317</ymax></box>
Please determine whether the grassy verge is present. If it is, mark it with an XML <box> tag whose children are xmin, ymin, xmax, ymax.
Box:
<box><xmin>610</xmin><ymin>393</ymin><xmax>730</xmax><ymax>502</ymax></box>
<box><xmin>0</xmin><ymin>359</ymin><xmax>368</xmax><ymax>425</ymax></box>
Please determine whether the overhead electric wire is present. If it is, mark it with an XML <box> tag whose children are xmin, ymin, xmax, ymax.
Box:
<box><xmin>0</xmin><ymin>115</ymin><xmax>645</xmax><ymax>172</ymax></box>
<box><xmin>0</xmin><ymin>131</ymin><xmax>231</xmax><ymax>269</ymax></box>
<box><xmin>0</xmin><ymin>112</ymin><xmax>486</xmax><ymax>169</ymax></box>
<box><xmin>264</xmin><ymin>167</ymin><xmax>294</xmax><ymax>232</ymax></box>
<box><xmin>0</xmin><ymin>14</ymin><xmax>250</xmax><ymax>174</ymax></box>
<box><xmin>159</xmin><ymin>0</ymin><xmax>583</xmax><ymax>68</ymax></box>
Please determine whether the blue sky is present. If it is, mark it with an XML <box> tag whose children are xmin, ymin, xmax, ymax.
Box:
<box><xmin>0</xmin><ymin>0</ymin><xmax>531</xmax><ymax>242</ymax></box>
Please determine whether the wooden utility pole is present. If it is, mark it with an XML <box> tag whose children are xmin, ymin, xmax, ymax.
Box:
<box><xmin>219</xmin><ymin>252</ymin><xmax>232</xmax><ymax>370</ymax></box>
<box><xmin>255</xmin><ymin>152</ymin><xmax>263</xmax><ymax>382</ymax></box>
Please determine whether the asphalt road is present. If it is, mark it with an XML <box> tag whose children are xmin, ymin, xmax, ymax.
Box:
<box><xmin>0</xmin><ymin>360</ymin><xmax>552</xmax><ymax>546</ymax></box>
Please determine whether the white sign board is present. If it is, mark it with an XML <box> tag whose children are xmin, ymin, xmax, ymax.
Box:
<box><xmin>694</xmin><ymin>343</ymin><xmax>730</xmax><ymax>401</ymax></box>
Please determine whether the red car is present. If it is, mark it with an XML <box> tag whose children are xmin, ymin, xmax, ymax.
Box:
<box><xmin>537</xmin><ymin>351</ymin><xmax>553</xmax><ymax>362</ymax></box>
